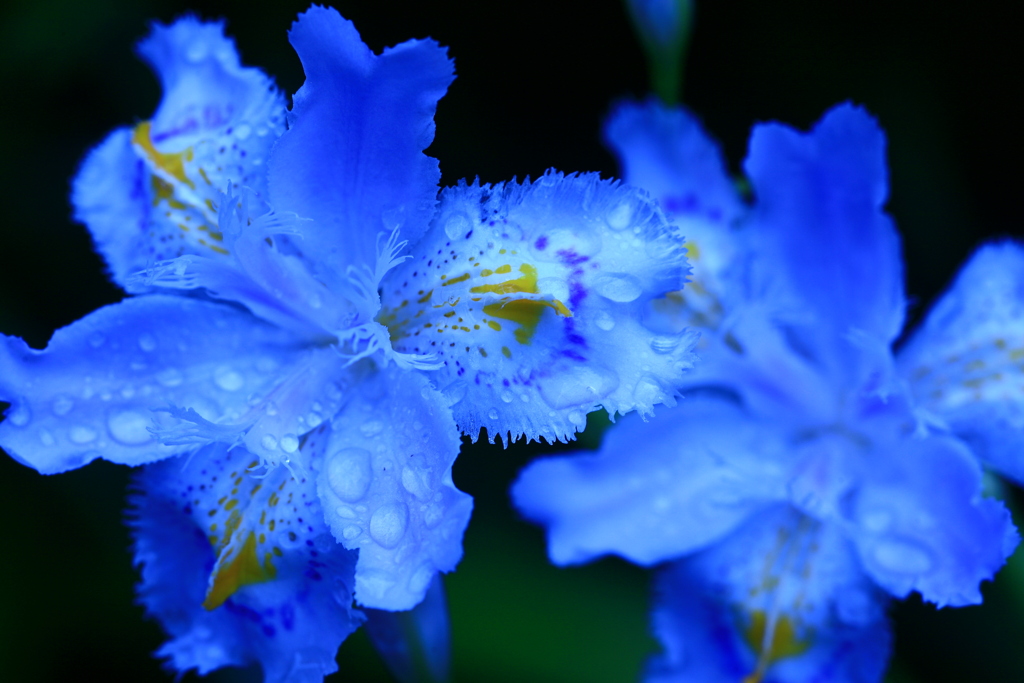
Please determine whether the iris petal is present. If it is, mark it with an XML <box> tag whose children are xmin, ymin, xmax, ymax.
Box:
<box><xmin>316</xmin><ymin>367</ymin><xmax>472</xmax><ymax>611</ymax></box>
<box><xmin>0</xmin><ymin>296</ymin><xmax>305</xmax><ymax>473</ymax></box>
<box><xmin>132</xmin><ymin>438</ymin><xmax>363</xmax><ymax>682</ymax></box>
<box><xmin>382</xmin><ymin>172</ymin><xmax>696</xmax><ymax>444</ymax></box>
<box><xmin>268</xmin><ymin>6</ymin><xmax>454</xmax><ymax>291</ymax></box>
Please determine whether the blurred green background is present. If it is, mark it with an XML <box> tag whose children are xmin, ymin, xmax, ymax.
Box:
<box><xmin>0</xmin><ymin>0</ymin><xmax>1022</xmax><ymax>681</ymax></box>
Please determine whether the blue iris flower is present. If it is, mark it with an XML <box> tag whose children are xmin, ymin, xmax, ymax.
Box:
<box><xmin>0</xmin><ymin>10</ymin><xmax>697</xmax><ymax>681</ymax></box>
<box><xmin>513</xmin><ymin>100</ymin><xmax>1021</xmax><ymax>682</ymax></box>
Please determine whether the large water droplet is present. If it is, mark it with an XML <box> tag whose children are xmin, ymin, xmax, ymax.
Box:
<box><xmin>261</xmin><ymin>435</ymin><xmax>278</xmax><ymax>451</ymax></box>
<box><xmin>408</xmin><ymin>563</ymin><xmax>435</xmax><ymax>594</ymax></box>
<box><xmin>360</xmin><ymin>420</ymin><xmax>384</xmax><ymax>437</ymax></box>
<box><xmin>156</xmin><ymin>368</ymin><xmax>184</xmax><ymax>387</ymax></box>
<box><xmin>52</xmin><ymin>395</ymin><xmax>74</xmax><ymax>417</ymax></box>
<box><xmin>369</xmin><ymin>502</ymin><xmax>409</xmax><ymax>549</ymax></box>
<box><xmin>594</xmin><ymin>310</ymin><xmax>616</xmax><ymax>331</ymax></box>
<box><xmin>593</xmin><ymin>273</ymin><xmax>643</xmax><ymax>303</ymax></box>
<box><xmin>108</xmin><ymin>410</ymin><xmax>152</xmax><ymax>445</ymax></box>
<box><xmin>567</xmin><ymin>410</ymin><xmax>586</xmax><ymax>428</ymax></box>
<box><xmin>214</xmin><ymin>366</ymin><xmax>244</xmax><ymax>392</ymax></box>
<box><xmin>326</xmin><ymin>448</ymin><xmax>373</xmax><ymax>502</ymax></box>
<box><xmin>443</xmin><ymin>212</ymin><xmax>472</xmax><ymax>240</ymax></box>
<box><xmin>539</xmin><ymin>365</ymin><xmax>619</xmax><ymax>409</ymax></box>
<box><xmin>306</xmin><ymin>411</ymin><xmax>323</xmax><ymax>428</ymax></box>
<box><xmin>401</xmin><ymin>467</ymin><xmax>431</xmax><ymax>501</ymax></box>
<box><xmin>442</xmin><ymin>380</ymin><xmax>468</xmax><ymax>406</ymax></box>
<box><xmin>650</xmin><ymin>335</ymin><xmax>681</xmax><ymax>354</ymax></box>
<box><xmin>342</xmin><ymin>525</ymin><xmax>361</xmax><ymax>541</ymax></box>
<box><xmin>69</xmin><ymin>426</ymin><xmax>98</xmax><ymax>444</ymax></box>
<box><xmin>280</xmin><ymin>433</ymin><xmax>299</xmax><ymax>454</ymax></box>
<box><xmin>138</xmin><ymin>334</ymin><xmax>157</xmax><ymax>352</ymax></box>
<box><xmin>606</xmin><ymin>201</ymin><xmax>634</xmax><ymax>230</ymax></box>
<box><xmin>6</xmin><ymin>403</ymin><xmax>30</xmax><ymax>427</ymax></box>
<box><xmin>872</xmin><ymin>539</ymin><xmax>933</xmax><ymax>574</ymax></box>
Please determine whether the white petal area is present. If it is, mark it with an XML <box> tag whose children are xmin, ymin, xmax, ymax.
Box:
<box><xmin>512</xmin><ymin>396</ymin><xmax>790</xmax><ymax>566</ymax></box>
<box><xmin>380</xmin><ymin>172</ymin><xmax>696</xmax><ymax>445</ymax></box>
<box><xmin>0</xmin><ymin>296</ymin><xmax>306</xmax><ymax>473</ymax></box>
<box><xmin>315</xmin><ymin>367</ymin><xmax>471</xmax><ymax>610</ymax></box>
<box><xmin>898</xmin><ymin>241</ymin><xmax>1024</xmax><ymax>481</ymax></box>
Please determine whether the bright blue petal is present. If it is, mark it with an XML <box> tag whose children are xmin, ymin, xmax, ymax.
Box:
<box><xmin>648</xmin><ymin>508</ymin><xmax>891</xmax><ymax>683</ymax></box>
<box><xmin>132</xmin><ymin>438</ymin><xmax>363</xmax><ymax>682</ymax></box>
<box><xmin>512</xmin><ymin>396</ymin><xmax>788</xmax><ymax>566</ymax></box>
<box><xmin>743</xmin><ymin>104</ymin><xmax>904</xmax><ymax>389</ymax></box>
<box><xmin>268</xmin><ymin>6</ymin><xmax>454</xmax><ymax>291</ymax></box>
<box><xmin>847</xmin><ymin>415</ymin><xmax>1017</xmax><ymax>607</ymax></box>
<box><xmin>898</xmin><ymin>240</ymin><xmax>1024</xmax><ymax>483</ymax></box>
<box><xmin>316</xmin><ymin>367</ymin><xmax>471</xmax><ymax>610</ymax></box>
<box><xmin>73</xmin><ymin>17</ymin><xmax>285</xmax><ymax>288</ymax></box>
<box><xmin>380</xmin><ymin>172</ymin><xmax>697</xmax><ymax>444</ymax></box>
<box><xmin>0</xmin><ymin>296</ymin><xmax>306</xmax><ymax>474</ymax></box>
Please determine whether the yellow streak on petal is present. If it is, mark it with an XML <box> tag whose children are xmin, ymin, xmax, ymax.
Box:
<box><xmin>741</xmin><ymin>611</ymin><xmax>811</xmax><ymax>683</ymax></box>
<box><xmin>203</xmin><ymin>531</ymin><xmax>277</xmax><ymax>610</ymax></box>
<box><xmin>132</xmin><ymin>121</ymin><xmax>195</xmax><ymax>188</ymax></box>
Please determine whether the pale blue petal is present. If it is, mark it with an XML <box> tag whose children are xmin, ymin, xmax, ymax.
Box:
<box><xmin>744</xmin><ymin>104</ymin><xmax>904</xmax><ymax>389</ymax></box>
<box><xmin>73</xmin><ymin>17</ymin><xmax>285</xmax><ymax>288</ymax></box>
<box><xmin>512</xmin><ymin>396</ymin><xmax>788</xmax><ymax>565</ymax></box>
<box><xmin>898</xmin><ymin>240</ymin><xmax>1024</xmax><ymax>482</ymax></box>
<box><xmin>316</xmin><ymin>367</ymin><xmax>471</xmax><ymax>610</ymax></box>
<box><xmin>380</xmin><ymin>172</ymin><xmax>697</xmax><ymax>445</ymax></box>
<box><xmin>848</xmin><ymin>421</ymin><xmax>1017</xmax><ymax>607</ymax></box>
<box><xmin>364</xmin><ymin>576</ymin><xmax>451</xmax><ymax>683</ymax></box>
<box><xmin>649</xmin><ymin>520</ymin><xmax>892</xmax><ymax>683</ymax></box>
<box><xmin>268</xmin><ymin>6</ymin><xmax>453</xmax><ymax>290</ymax></box>
<box><xmin>132</xmin><ymin>438</ymin><xmax>363</xmax><ymax>682</ymax></box>
<box><xmin>0</xmin><ymin>296</ymin><xmax>306</xmax><ymax>474</ymax></box>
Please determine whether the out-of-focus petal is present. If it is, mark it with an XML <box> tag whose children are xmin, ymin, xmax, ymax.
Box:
<box><xmin>381</xmin><ymin>172</ymin><xmax>696</xmax><ymax>444</ymax></box>
<box><xmin>73</xmin><ymin>17</ymin><xmax>285</xmax><ymax>288</ymax></box>
<box><xmin>648</xmin><ymin>509</ymin><xmax>891</xmax><ymax>683</ymax></box>
<box><xmin>898</xmin><ymin>240</ymin><xmax>1024</xmax><ymax>482</ymax></box>
<box><xmin>0</xmin><ymin>296</ymin><xmax>305</xmax><ymax>474</ymax></box>
<box><xmin>268</xmin><ymin>6</ymin><xmax>453</xmax><ymax>290</ymax></box>
<box><xmin>744</xmin><ymin>103</ymin><xmax>904</xmax><ymax>389</ymax></box>
<box><xmin>848</xmin><ymin>420</ymin><xmax>1017</xmax><ymax>607</ymax></box>
<box><xmin>132</xmin><ymin>438</ymin><xmax>363</xmax><ymax>683</ymax></box>
<box><xmin>512</xmin><ymin>396</ymin><xmax>788</xmax><ymax>566</ymax></box>
<box><xmin>316</xmin><ymin>367</ymin><xmax>471</xmax><ymax>611</ymax></box>
<box><xmin>364</xmin><ymin>576</ymin><xmax>451</xmax><ymax>683</ymax></box>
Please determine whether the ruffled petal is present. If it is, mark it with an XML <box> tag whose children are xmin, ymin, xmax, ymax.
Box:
<box><xmin>898</xmin><ymin>240</ymin><xmax>1024</xmax><ymax>482</ymax></box>
<box><xmin>848</xmin><ymin>419</ymin><xmax>1017</xmax><ymax>607</ymax></box>
<box><xmin>0</xmin><ymin>296</ymin><xmax>306</xmax><ymax>474</ymax></box>
<box><xmin>316</xmin><ymin>367</ymin><xmax>471</xmax><ymax>610</ymax></box>
<box><xmin>268</xmin><ymin>6</ymin><xmax>454</xmax><ymax>290</ymax></box>
<box><xmin>73</xmin><ymin>17</ymin><xmax>285</xmax><ymax>288</ymax></box>
<box><xmin>132</xmin><ymin>437</ymin><xmax>363</xmax><ymax>682</ymax></box>
<box><xmin>512</xmin><ymin>396</ymin><xmax>788</xmax><ymax>566</ymax></box>
<box><xmin>380</xmin><ymin>172</ymin><xmax>697</xmax><ymax>444</ymax></box>
<box><xmin>647</xmin><ymin>509</ymin><xmax>891</xmax><ymax>683</ymax></box>
<box><xmin>743</xmin><ymin>103</ymin><xmax>904</xmax><ymax>390</ymax></box>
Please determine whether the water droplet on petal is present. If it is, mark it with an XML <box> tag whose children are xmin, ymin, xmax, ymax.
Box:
<box><xmin>306</xmin><ymin>411</ymin><xmax>323</xmax><ymax>428</ymax></box>
<box><xmin>487</xmin><ymin>408</ymin><xmax>499</xmax><ymax>420</ymax></box>
<box><xmin>593</xmin><ymin>273</ymin><xmax>643</xmax><ymax>303</ymax></box>
<box><xmin>594</xmin><ymin>310</ymin><xmax>616</xmax><ymax>331</ymax></box>
<box><xmin>369</xmin><ymin>502</ymin><xmax>409</xmax><ymax>549</ymax></box>
<box><xmin>6</xmin><ymin>403</ymin><xmax>30</xmax><ymax>427</ymax></box>
<box><xmin>108</xmin><ymin>410</ymin><xmax>152</xmax><ymax>445</ymax></box>
<box><xmin>443</xmin><ymin>212</ymin><xmax>471</xmax><ymax>240</ymax></box>
<box><xmin>214</xmin><ymin>366</ymin><xmax>244</xmax><ymax>392</ymax></box>
<box><xmin>632</xmin><ymin>374</ymin><xmax>667</xmax><ymax>408</ymax></box>
<box><xmin>360</xmin><ymin>420</ymin><xmax>384</xmax><ymax>437</ymax></box>
<box><xmin>52</xmin><ymin>395</ymin><xmax>74</xmax><ymax>417</ymax></box>
<box><xmin>69</xmin><ymin>426</ymin><xmax>98</xmax><ymax>444</ymax></box>
<box><xmin>138</xmin><ymin>334</ymin><xmax>157</xmax><ymax>352</ymax></box>
<box><xmin>156</xmin><ymin>368</ymin><xmax>184</xmax><ymax>387</ymax></box>
<box><xmin>606</xmin><ymin>201</ymin><xmax>634</xmax><ymax>230</ymax></box>
<box><xmin>442</xmin><ymin>380</ymin><xmax>468</xmax><ymax>406</ymax></box>
<box><xmin>261</xmin><ymin>435</ymin><xmax>278</xmax><ymax>451</ymax></box>
<box><xmin>539</xmin><ymin>365</ymin><xmax>619</xmax><ymax>409</ymax></box>
<box><xmin>280</xmin><ymin>433</ymin><xmax>299</xmax><ymax>454</ymax></box>
<box><xmin>342</xmin><ymin>525</ymin><xmax>361</xmax><ymax>540</ymax></box>
<box><xmin>401</xmin><ymin>467</ymin><xmax>431</xmax><ymax>501</ymax></box>
<box><xmin>264</xmin><ymin>401</ymin><xmax>279</xmax><ymax>417</ymax></box>
<box><xmin>567</xmin><ymin>410</ymin><xmax>586</xmax><ymax>427</ymax></box>
<box><xmin>39</xmin><ymin>429</ymin><xmax>55</xmax><ymax>446</ymax></box>
<box><xmin>500</xmin><ymin>391</ymin><xmax>513</xmax><ymax>404</ymax></box>
<box><xmin>326</xmin><ymin>448</ymin><xmax>373</xmax><ymax>502</ymax></box>
<box><xmin>872</xmin><ymin>539</ymin><xmax>933</xmax><ymax>574</ymax></box>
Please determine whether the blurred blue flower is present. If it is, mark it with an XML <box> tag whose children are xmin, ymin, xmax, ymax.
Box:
<box><xmin>0</xmin><ymin>9</ymin><xmax>697</xmax><ymax>681</ymax></box>
<box><xmin>514</xmin><ymin>100</ymin><xmax>1020</xmax><ymax>682</ymax></box>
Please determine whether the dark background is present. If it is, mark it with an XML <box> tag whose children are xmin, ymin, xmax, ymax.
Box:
<box><xmin>1</xmin><ymin>0</ymin><xmax>1022</xmax><ymax>681</ymax></box>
